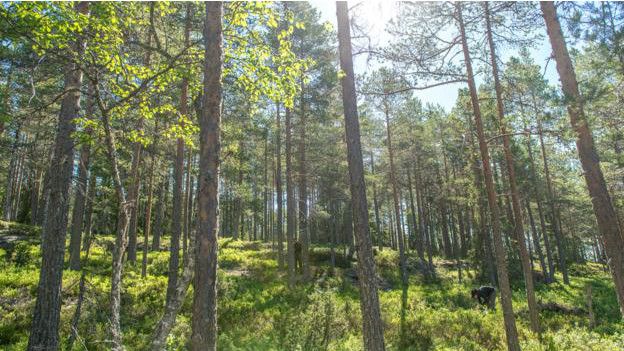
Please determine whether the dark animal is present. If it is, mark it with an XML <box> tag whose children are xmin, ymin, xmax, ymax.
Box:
<box><xmin>471</xmin><ymin>286</ymin><xmax>496</xmax><ymax>310</ymax></box>
<box><xmin>294</xmin><ymin>241</ymin><xmax>303</xmax><ymax>273</ymax></box>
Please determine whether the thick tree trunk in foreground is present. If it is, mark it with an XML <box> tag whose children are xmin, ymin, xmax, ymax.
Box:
<box><xmin>456</xmin><ymin>3</ymin><xmax>520</xmax><ymax>350</ymax></box>
<box><xmin>484</xmin><ymin>2</ymin><xmax>540</xmax><ymax>334</ymax></box>
<box><xmin>191</xmin><ymin>3</ymin><xmax>222</xmax><ymax>350</ymax></box>
<box><xmin>541</xmin><ymin>1</ymin><xmax>624</xmax><ymax>317</ymax></box>
<box><xmin>27</xmin><ymin>3</ymin><xmax>89</xmax><ymax>350</ymax></box>
<box><xmin>336</xmin><ymin>2</ymin><xmax>386</xmax><ymax>350</ymax></box>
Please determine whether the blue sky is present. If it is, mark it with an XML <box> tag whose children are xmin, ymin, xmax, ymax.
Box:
<box><xmin>310</xmin><ymin>1</ymin><xmax>560</xmax><ymax>111</ymax></box>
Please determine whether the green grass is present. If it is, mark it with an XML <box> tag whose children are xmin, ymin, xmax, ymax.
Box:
<box><xmin>0</xmin><ymin>223</ymin><xmax>622</xmax><ymax>350</ymax></box>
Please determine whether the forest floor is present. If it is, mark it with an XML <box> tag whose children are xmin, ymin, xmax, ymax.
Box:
<box><xmin>0</xmin><ymin>221</ymin><xmax>622</xmax><ymax>350</ymax></box>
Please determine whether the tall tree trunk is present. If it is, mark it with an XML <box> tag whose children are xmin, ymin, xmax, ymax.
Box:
<box><xmin>336</xmin><ymin>3</ymin><xmax>386</xmax><ymax>349</ymax></box>
<box><xmin>526</xmin><ymin>201</ymin><xmax>548</xmax><ymax>281</ymax></box>
<box><xmin>484</xmin><ymin>2</ymin><xmax>540</xmax><ymax>334</ymax></box>
<box><xmin>4</xmin><ymin>125</ymin><xmax>20</xmax><ymax>221</ymax></box>
<box><xmin>126</xmin><ymin>138</ymin><xmax>142</xmax><ymax>263</ymax></box>
<box><xmin>127</xmin><ymin>5</ymin><xmax>159</xmax><ymax>263</ymax></box>
<box><xmin>416</xmin><ymin>170</ymin><xmax>435</xmax><ymax>274</ymax></box>
<box><xmin>68</xmin><ymin>132</ymin><xmax>91</xmax><ymax>270</ymax></box>
<box><xmin>232</xmin><ymin>167</ymin><xmax>243</xmax><ymax>240</ymax></box>
<box><xmin>27</xmin><ymin>4</ymin><xmax>88</xmax><ymax>349</ymax></box>
<box><xmin>167</xmin><ymin>2</ymin><xmax>191</xmax><ymax>302</ymax></box>
<box><xmin>29</xmin><ymin>167</ymin><xmax>42</xmax><ymax>226</ymax></box>
<box><xmin>95</xmin><ymin>83</ymin><xmax>133</xmax><ymax>351</ymax></box>
<box><xmin>537</xmin><ymin>114</ymin><xmax>569</xmax><ymax>284</ymax></box>
<box><xmin>263</xmin><ymin>128</ymin><xmax>269</xmax><ymax>242</ymax></box>
<box><xmin>12</xmin><ymin>144</ymin><xmax>25</xmax><ymax>220</ymax></box>
<box><xmin>142</xmin><ymin>132</ymin><xmax>159</xmax><ymax>278</ymax></box>
<box><xmin>152</xmin><ymin>178</ymin><xmax>166</xmax><ymax>251</ymax></box>
<box><xmin>371</xmin><ymin>152</ymin><xmax>383</xmax><ymax>250</ymax></box>
<box><xmin>298</xmin><ymin>79</ymin><xmax>310</xmax><ymax>280</ymax></box>
<box><xmin>150</xmin><ymin>234</ymin><xmax>195</xmax><ymax>350</ymax></box>
<box><xmin>541</xmin><ymin>1</ymin><xmax>624</xmax><ymax>316</ymax></box>
<box><xmin>440</xmin><ymin>156</ymin><xmax>454</xmax><ymax>258</ymax></box>
<box><xmin>36</xmin><ymin>155</ymin><xmax>52</xmax><ymax>227</ymax></box>
<box><xmin>526</xmin><ymin>125</ymin><xmax>556</xmax><ymax>283</ymax></box>
<box><xmin>382</xmin><ymin>101</ymin><xmax>409</xmax><ymax>290</ymax></box>
<box><xmin>82</xmin><ymin>167</ymin><xmax>96</xmax><ymax>250</ymax></box>
<box><xmin>66</xmin><ymin>171</ymin><xmax>96</xmax><ymax>351</ymax></box>
<box><xmin>191</xmin><ymin>3</ymin><xmax>222</xmax><ymax>349</ymax></box>
<box><xmin>456</xmin><ymin>4</ymin><xmax>520</xmax><ymax>350</ymax></box>
<box><xmin>183</xmin><ymin>151</ymin><xmax>192</xmax><ymax>260</ymax></box>
<box><xmin>275</xmin><ymin>102</ymin><xmax>284</xmax><ymax>269</ymax></box>
<box><xmin>68</xmin><ymin>84</ymin><xmax>94</xmax><ymax>270</ymax></box>
<box><xmin>285</xmin><ymin>105</ymin><xmax>296</xmax><ymax>286</ymax></box>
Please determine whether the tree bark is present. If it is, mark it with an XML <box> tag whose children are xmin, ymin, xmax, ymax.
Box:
<box><xmin>382</xmin><ymin>101</ymin><xmax>409</xmax><ymax>289</ymax></box>
<box><xmin>167</xmin><ymin>1</ymin><xmax>191</xmax><ymax>302</ymax></box>
<box><xmin>484</xmin><ymin>2</ymin><xmax>540</xmax><ymax>334</ymax></box>
<box><xmin>150</xmin><ymin>223</ymin><xmax>196</xmax><ymax>350</ymax></box>
<box><xmin>275</xmin><ymin>102</ymin><xmax>284</xmax><ymax>269</ymax></box>
<box><xmin>82</xmin><ymin>167</ymin><xmax>96</xmax><ymax>250</ymax></box>
<box><xmin>456</xmin><ymin>3</ymin><xmax>520</xmax><ymax>350</ymax></box>
<box><xmin>285</xmin><ymin>105</ymin><xmax>296</xmax><ymax>287</ymax></box>
<box><xmin>3</xmin><ymin>125</ymin><xmax>20</xmax><ymax>221</ymax></box>
<box><xmin>263</xmin><ymin>128</ymin><xmax>269</xmax><ymax>242</ymax></box>
<box><xmin>191</xmin><ymin>3</ymin><xmax>222</xmax><ymax>350</ymax></box>
<box><xmin>68</xmin><ymin>84</ymin><xmax>95</xmax><ymax>270</ymax></box>
<box><xmin>142</xmin><ymin>130</ymin><xmax>159</xmax><ymax>278</ymax></box>
<box><xmin>336</xmin><ymin>2</ymin><xmax>386</xmax><ymax>349</ymax></box>
<box><xmin>183</xmin><ymin>151</ymin><xmax>193</xmax><ymax>260</ymax></box>
<box><xmin>371</xmin><ymin>152</ymin><xmax>383</xmax><ymax>250</ymax></box>
<box><xmin>27</xmin><ymin>4</ymin><xmax>89</xmax><ymax>349</ymax></box>
<box><xmin>298</xmin><ymin>78</ymin><xmax>310</xmax><ymax>281</ymax></box>
<box><xmin>525</xmin><ymin>124</ymin><xmax>556</xmax><ymax>283</ymax></box>
<box><xmin>526</xmin><ymin>201</ymin><xmax>548</xmax><ymax>281</ymax></box>
<box><xmin>541</xmin><ymin>1</ymin><xmax>624</xmax><ymax>317</ymax></box>
<box><xmin>152</xmin><ymin>178</ymin><xmax>166</xmax><ymax>251</ymax></box>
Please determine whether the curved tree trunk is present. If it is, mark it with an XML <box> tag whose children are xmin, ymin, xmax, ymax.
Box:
<box><xmin>541</xmin><ymin>1</ymin><xmax>624</xmax><ymax>317</ymax></box>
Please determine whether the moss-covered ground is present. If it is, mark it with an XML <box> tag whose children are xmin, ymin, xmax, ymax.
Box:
<box><xmin>1</xmin><ymin>222</ymin><xmax>622</xmax><ymax>350</ymax></box>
